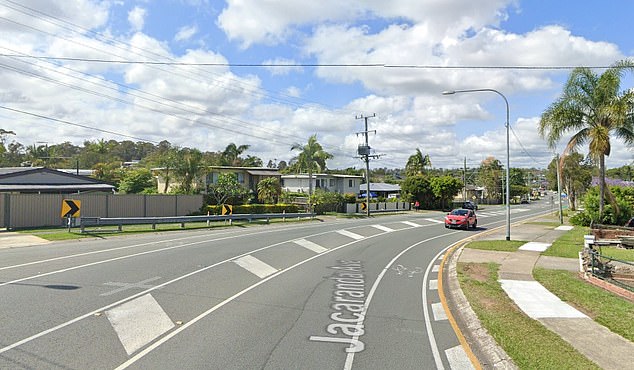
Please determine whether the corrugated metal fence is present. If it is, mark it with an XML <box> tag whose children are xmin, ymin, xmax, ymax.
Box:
<box><xmin>1</xmin><ymin>194</ymin><xmax>203</xmax><ymax>229</ymax></box>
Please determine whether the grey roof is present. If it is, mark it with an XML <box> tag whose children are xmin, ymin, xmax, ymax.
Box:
<box><xmin>359</xmin><ymin>183</ymin><xmax>401</xmax><ymax>192</ymax></box>
<box><xmin>0</xmin><ymin>184</ymin><xmax>114</xmax><ymax>192</ymax></box>
<box><xmin>0</xmin><ymin>167</ymin><xmax>114</xmax><ymax>193</ymax></box>
<box><xmin>246</xmin><ymin>169</ymin><xmax>282</xmax><ymax>176</ymax></box>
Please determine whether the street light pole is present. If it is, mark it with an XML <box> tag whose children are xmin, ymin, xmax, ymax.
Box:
<box><xmin>443</xmin><ymin>88</ymin><xmax>511</xmax><ymax>241</ymax></box>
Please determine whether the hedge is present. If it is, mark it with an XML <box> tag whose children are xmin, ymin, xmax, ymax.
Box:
<box><xmin>206</xmin><ymin>203</ymin><xmax>301</xmax><ymax>215</ymax></box>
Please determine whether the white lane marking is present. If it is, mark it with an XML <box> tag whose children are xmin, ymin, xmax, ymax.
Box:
<box><xmin>344</xmin><ymin>231</ymin><xmax>461</xmax><ymax>370</ymax></box>
<box><xmin>101</xmin><ymin>277</ymin><xmax>161</xmax><ymax>296</ymax></box>
<box><xmin>555</xmin><ymin>225</ymin><xmax>574</xmax><ymax>231</ymax></box>
<box><xmin>234</xmin><ymin>255</ymin><xmax>278</xmax><ymax>278</ymax></box>
<box><xmin>336</xmin><ymin>229</ymin><xmax>365</xmax><ymax>240</ymax></box>
<box><xmin>432</xmin><ymin>302</ymin><xmax>448</xmax><ymax>321</ymax></box>
<box><xmin>518</xmin><ymin>242</ymin><xmax>551</xmax><ymax>252</ymax></box>
<box><xmin>437</xmin><ymin>254</ymin><xmax>445</xmax><ymax>260</ymax></box>
<box><xmin>425</xmin><ymin>218</ymin><xmax>444</xmax><ymax>224</ymax></box>
<box><xmin>432</xmin><ymin>265</ymin><xmax>440</xmax><ymax>272</ymax></box>
<box><xmin>106</xmin><ymin>294</ymin><xmax>174</xmax><ymax>355</ymax></box>
<box><xmin>499</xmin><ymin>280</ymin><xmax>587</xmax><ymax>319</ymax></box>
<box><xmin>371</xmin><ymin>224</ymin><xmax>394</xmax><ymax>232</ymax></box>
<box><xmin>293</xmin><ymin>239</ymin><xmax>328</xmax><ymax>254</ymax></box>
<box><xmin>401</xmin><ymin>221</ymin><xmax>420</xmax><ymax>227</ymax></box>
<box><xmin>429</xmin><ymin>279</ymin><xmax>438</xmax><ymax>290</ymax></box>
<box><xmin>446</xmin><ymin>345</ymin><xmax>475</xmax><ymax>370</ymax></box>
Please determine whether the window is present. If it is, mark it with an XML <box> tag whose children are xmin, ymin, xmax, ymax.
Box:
<box><xmin>329</xmin><ymin>179</ymin><xmax>335</xmax><ymax>187</ymax></box>
<box><xmin>237</xmin><ymin>172</ymin><xmax>244</xmax><ymax>183</ymax></box>
<box><xmin>349</xmin><ymin>179</ymin><xmax>353</xmax><ymax>187</ymax></box>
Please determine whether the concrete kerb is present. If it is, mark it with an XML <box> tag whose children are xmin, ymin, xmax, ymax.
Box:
<box><xmin>440</xmin><ymin>222</ymin><xmax>519</xmax><ymax>370</ymax></box>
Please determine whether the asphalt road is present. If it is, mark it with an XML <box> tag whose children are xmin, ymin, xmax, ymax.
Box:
<box><xmin>0</xmin><ymin>202</ymin><xmax>554</xmax><ymax>369</ymax></box>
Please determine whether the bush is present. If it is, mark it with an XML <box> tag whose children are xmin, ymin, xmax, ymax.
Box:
<box><xmin>572</xmin><ymin>186</ymin><xmax>633</xmax><ymax>226</ymax></box>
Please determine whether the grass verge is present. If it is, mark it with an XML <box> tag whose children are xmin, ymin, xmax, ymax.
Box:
<box><xmin>541</xmin><ymin>226</ymin><xmax>590</xmax><ymax>258</ymax></box>
<box><xmin>465</xmin><ymin>240</ymin><xmax>527</xmax><ymax>252</ymax></box>
<box><xmin>457</xmin><ymin>262</ymin><xmax>599</xmax><ymax>369</ymax></box>
<box><xmin>534</xmin><ymin>268</ymin><xmax>634</xmax><ymax>341</ymax></box>
<box><xmin>18</xmin><ymin>217</ymin><xmax>318</xmax><ymax>241</ymax></box>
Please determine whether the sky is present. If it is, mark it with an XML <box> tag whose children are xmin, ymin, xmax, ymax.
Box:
<box><xmin>1</xmin><ymin>0</ymin><xmax>634</xmax><ymax>171</ymax></box>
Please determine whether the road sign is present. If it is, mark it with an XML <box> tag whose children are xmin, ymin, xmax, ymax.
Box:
<box><xmin>361</xmin><ymin>202</ymin><xmax>367</xmax><ymax>211</ymax></box>
<box><xmin>221</xmin><ymin>204</ymin><xmax>233</xmax><ymax>215</ymax></box>
<box><xmin>61</xmin><ymin>199</ymin><xmax>81</xmax><ymax>218</ymax></box>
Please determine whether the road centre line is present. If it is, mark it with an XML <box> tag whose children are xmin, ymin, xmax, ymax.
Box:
<box><xmin>0</xmin><ymin>221</ymin><xmax>431</xmax><ymax>356</ymax></box>
<box><xmin>234</xmin><ymin>255</ymin><xmax>278</xmax><ymax>278</ymax></box>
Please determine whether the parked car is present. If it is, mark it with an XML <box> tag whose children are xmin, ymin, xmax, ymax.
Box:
<box><xmin>462</xmin><ymin>200</ymin><xmax>478</xmax><ymax>210</ymax></box>
<box><xmin>445</xmin><ymin>208</ymin><xmax>477</xmax><ymax>230</ymax></box>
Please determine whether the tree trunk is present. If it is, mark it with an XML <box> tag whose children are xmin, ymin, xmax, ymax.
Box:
<box><xmin>599</xmin><ymin>155</ymin><xmax>605</xmax><ymax>220</ymax></box>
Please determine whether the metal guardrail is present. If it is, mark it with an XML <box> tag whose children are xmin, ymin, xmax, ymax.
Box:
<box><xmin>79</xmin><ymin>212</ymin><xmax>316</xmax><ymax>232</ymax></box>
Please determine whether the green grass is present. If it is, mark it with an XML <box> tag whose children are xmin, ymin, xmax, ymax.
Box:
<box><xmin>18</xmin><ymin>217</ymin><xmax>318</xmax><ymax>241</ymax></box>
<box><xmin>465</xmin><ymin>240</ymin><xmax>527</xmax><ymax>252</ymax></box>
<box><xmin>596</xmin><ymin>247</ymin><xmax>634</xmax><ymax>262</ymax></box>
<box><xmin>534</xmin><ymin>268</ymin><xmax>634</xmax><ymax>342</ymax></box>
<box><xmin>457</xmin><ymin>262</ymin><xmax>599</xmax><ymax>369</ymax></box>
<box><xmin>541</xmin><ymin>226</ymin><xmax>590</xmax><ymax>258</ymax></box>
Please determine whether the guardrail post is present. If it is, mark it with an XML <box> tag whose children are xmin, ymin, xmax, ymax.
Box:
<box><xmin>118</xmin><ymin>224</ymin><xmax>122</xmax><ymax>232</ymax></box>
<box><xmin>152</xmin><ymin>223</ymin><xmax>156</xmax><ymax>230</ymax></box>
<box><xmin>180</xmin><ymin>222</ymin><xmax>185</xmax><ymax>228</ymax></box>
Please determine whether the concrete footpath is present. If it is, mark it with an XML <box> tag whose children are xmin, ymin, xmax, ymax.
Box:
<box><xmin>446</xmin><ymin>218</ymin><xmax>634</xmax><ymax>370</ymax></box>
<box><xmin>0</xmin><ymin>231</ymin><xmax>50</xmax><ymax>249</ymax></box>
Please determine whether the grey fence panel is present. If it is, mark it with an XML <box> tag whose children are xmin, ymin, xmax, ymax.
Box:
<box><xmin>145</xmin><ymin>195</ymin><xmax>177</xmax><ymax>217</ymax></box>
<box><xmin>0</xmin><ymin>194</ymin><xmax>5</xmax><ymax>229</ymax></box>
<box><xmin>107</xmin><ymin>195</ymin><xmax>145</xmax><ymax>218</ymax></box>
<box><xmin>11</xmin><ymin>194</ymin><xmax>63</xmax><ymax>228</ymax></box>
<box><xmin>176</xmin><ymin>195</ymin><xmax>204</xmax><ymax>215</ymax></box>
<box><xmin>73</xmin><ymin>194</ymin><xmax>108</xmax><ymax>218</ymax></box>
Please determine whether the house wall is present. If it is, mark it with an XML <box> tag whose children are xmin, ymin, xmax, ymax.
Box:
<box><xmin>1</xmin><ymin>194</ymin><xmax>203</xmax><ymax>229</ymax></box>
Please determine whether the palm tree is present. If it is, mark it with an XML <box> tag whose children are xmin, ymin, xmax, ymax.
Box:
<box><xmin>221</xmin><ymin>143</ymin><xmax>250</xmax><ymax>166</ymax></box>
<box><xmin>290</xmin><ymin>134</ymin><xmax>333</xmax><ymax>197</ymax></box>
<box><xmin>405</xmin><ymin>149</ymin><xmax>432</xmax><ymax>177</ymax></box>
<box><xmin>257</xmin><ymin>177</ymin><xmax>281</xmax><ymax>204</ymax></box>
<box><xmin>539</xmin><ymin>60</ymin><xmax>634</xmax><ymax>219</ymax></box>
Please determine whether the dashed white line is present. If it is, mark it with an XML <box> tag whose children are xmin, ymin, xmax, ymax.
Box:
<box><xmin>336</xmin><ymin>229</ymin><xmax>365</xmax><ymax>240</ymax></box>
<box><xmin>233</xmin><ymin>255</ymin><xmax>278</xmax><ymax>278</ymax></box>
<box><xmin>371</xmin><ymin>224</ymin><xmax>394</xmax><ymax>232</ymax></box>
<box><xmin>106</xmin><ymin>294</ymin><xmax>175</xmax><ymax>355</ymax></box>
<box><xmin>445</xmin><ymin>345</ymin><xmax>475</xmax><ymax>370</ymax></box>
<box><xmin>429</xmin><ymin>279</ymin><xmax>438</xmax><ymax>290</ymax></box>
<box><xmin>293</xmin><ymin>239</ymin><xmax>328</xmax><ymax>254</ymax></box>
<box><xmin>432</xmin><ymin>265</ymin><xmax>440</xmax><ymax>273</ymax></box>
<box><xmin>432</xmin><ymin>302</ymin><xmax>448</xmax><ymax>321</ymax></box>
<box><xmin>401</xmin><ymin>221</ymin><xmax>420</xmax><ymax>227</ymax></box>
<box><xmin>425</xmin><ymin>218</ymin><xmax>444</xmax><ymax>224</ymax></box>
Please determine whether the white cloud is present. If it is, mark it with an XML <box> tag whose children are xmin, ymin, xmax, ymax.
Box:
<box><xmin>128</xmin><ymin>6</ymin><xmax>147</xmax><ymax>32</ymax></box>
<box><xmin>175</xmin><ymin>24</ymin><xmax>198</xmax><ymax>42</ymax></box>
<box><xmin>263</xmin><ymin>58</ymin><xmax>303</xmax><ymax>75</ymax></box>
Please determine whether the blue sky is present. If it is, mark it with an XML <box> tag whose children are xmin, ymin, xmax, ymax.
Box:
<box><xmin>2</xmin><ymin>0</ymin><xmax>633</xmax><ymax>170</ymax></box>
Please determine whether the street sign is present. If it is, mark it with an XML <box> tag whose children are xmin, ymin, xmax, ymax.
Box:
<box><xmin>221</xmin><ymin>204</ymin><xmax>233</xmax><ymax>215</ymax></box>
<box><xmin>361</xmin><ymin>202</ymin><xmax>367</xmax><ymax>211</ymax></box>
<box><xmin>61</xmin><ymin>199</ymin><xmax>81</xmax><ymax>218</ymax></box>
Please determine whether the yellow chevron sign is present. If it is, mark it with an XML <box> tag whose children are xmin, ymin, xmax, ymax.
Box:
<box><xmin>61</xmin><ymin>199</ymin><xmax>81</xmax><ymax>218</ymax></box>
<box><xmin>221</xmin><ymin>204</ymin><xmax>233</xmax><ymax>215</ymax></box>
<box><xmin>361</xmin><ymin>202</ymin><xmax>367</xmax><ymax>211</ymax></box>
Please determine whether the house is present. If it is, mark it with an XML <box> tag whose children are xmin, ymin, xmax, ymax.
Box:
<box><xmin>0</xmin><ymin>167</ymin><xmax>115</xmax><ymax>194</ymax></box>
<box><xmin>153</xmin><ymin>166</ymin><xmax>282</xmax><ymax>194</ymax></box>
<box><xmin>359</xmin><ymin>182</ymin><xmax>401</xmax><ymax>198</ymax></box>
<box><xmin>281</xmin><ymin>174</ymin><xmax>362</xmax><ymax>194</ymax></box>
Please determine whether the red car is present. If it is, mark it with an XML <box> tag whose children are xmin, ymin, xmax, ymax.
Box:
<box><xmin>444</xmin><ymin>208</ymin><xmax>477</xmax><ymax>230</ymax></box>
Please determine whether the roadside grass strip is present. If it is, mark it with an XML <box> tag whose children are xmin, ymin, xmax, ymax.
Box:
<box><xmin>464</xmin><ymin>240</ymin><xmax>526</xmax><ymax>252</ymax></box>
<box><xmin>457</xmin><ymin>262</ymin><xmax>600</xmax><ymax>369</ymax></box>
<box><xmin>534</xmin><ymin>268</ymin><xmax>634</xmax><ymax>342</ymax></box>
<box><xmin>541</xmin><ymin>226</ymin><xmax>589</xmax><ymax>258</ymax></box>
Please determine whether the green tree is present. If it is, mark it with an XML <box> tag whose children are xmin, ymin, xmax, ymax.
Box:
<box><xmin>477</xmin><ymin>156</ymin><xmax>503</xmax><ymax>203</ymax></box>
<box><xmin>118</xmin><ymin>168</ymin><xmax>156</xmax><ymax>194</ymax></box>
<box><xmin>173</xmin><ymin>148</ymin><xmax>204</xmax><ymax>194</ymax></box>
<box><xmin>430</xmin><ymin>175</ymin><xmax>462</xmax><ymax>209</ymax></box>
<box><xmin>401</xmin><ymin>174</ymin><xmax>433</xmax><ymax>207</ymax></box>
<box><xmin>207</xmin><ymin>173</ymin><xmax>249</xmax><ymax>205</ymax></box>
<box><xmin>257</xmin><ymin>177</ymin><xmax>281</xmax><ymax>204</ymax></box>
<box><xmin>539</xmin><ymin>60</ymin><xmax>634</xmax><ymax>219</ymax></box>
<box><xmin>290</xmin><ymin>134</ymin><xmax>333</xmax><ymax>198</ymax></box>
<box><xmin>221</xmin><ymin>143</ymin><xmax>250</xmax><ymax>166</ymax></box>
<box><xmin>405</xmin><ymin>149</ymin><xmax>431</xmax><ymax>177</ymax></box>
